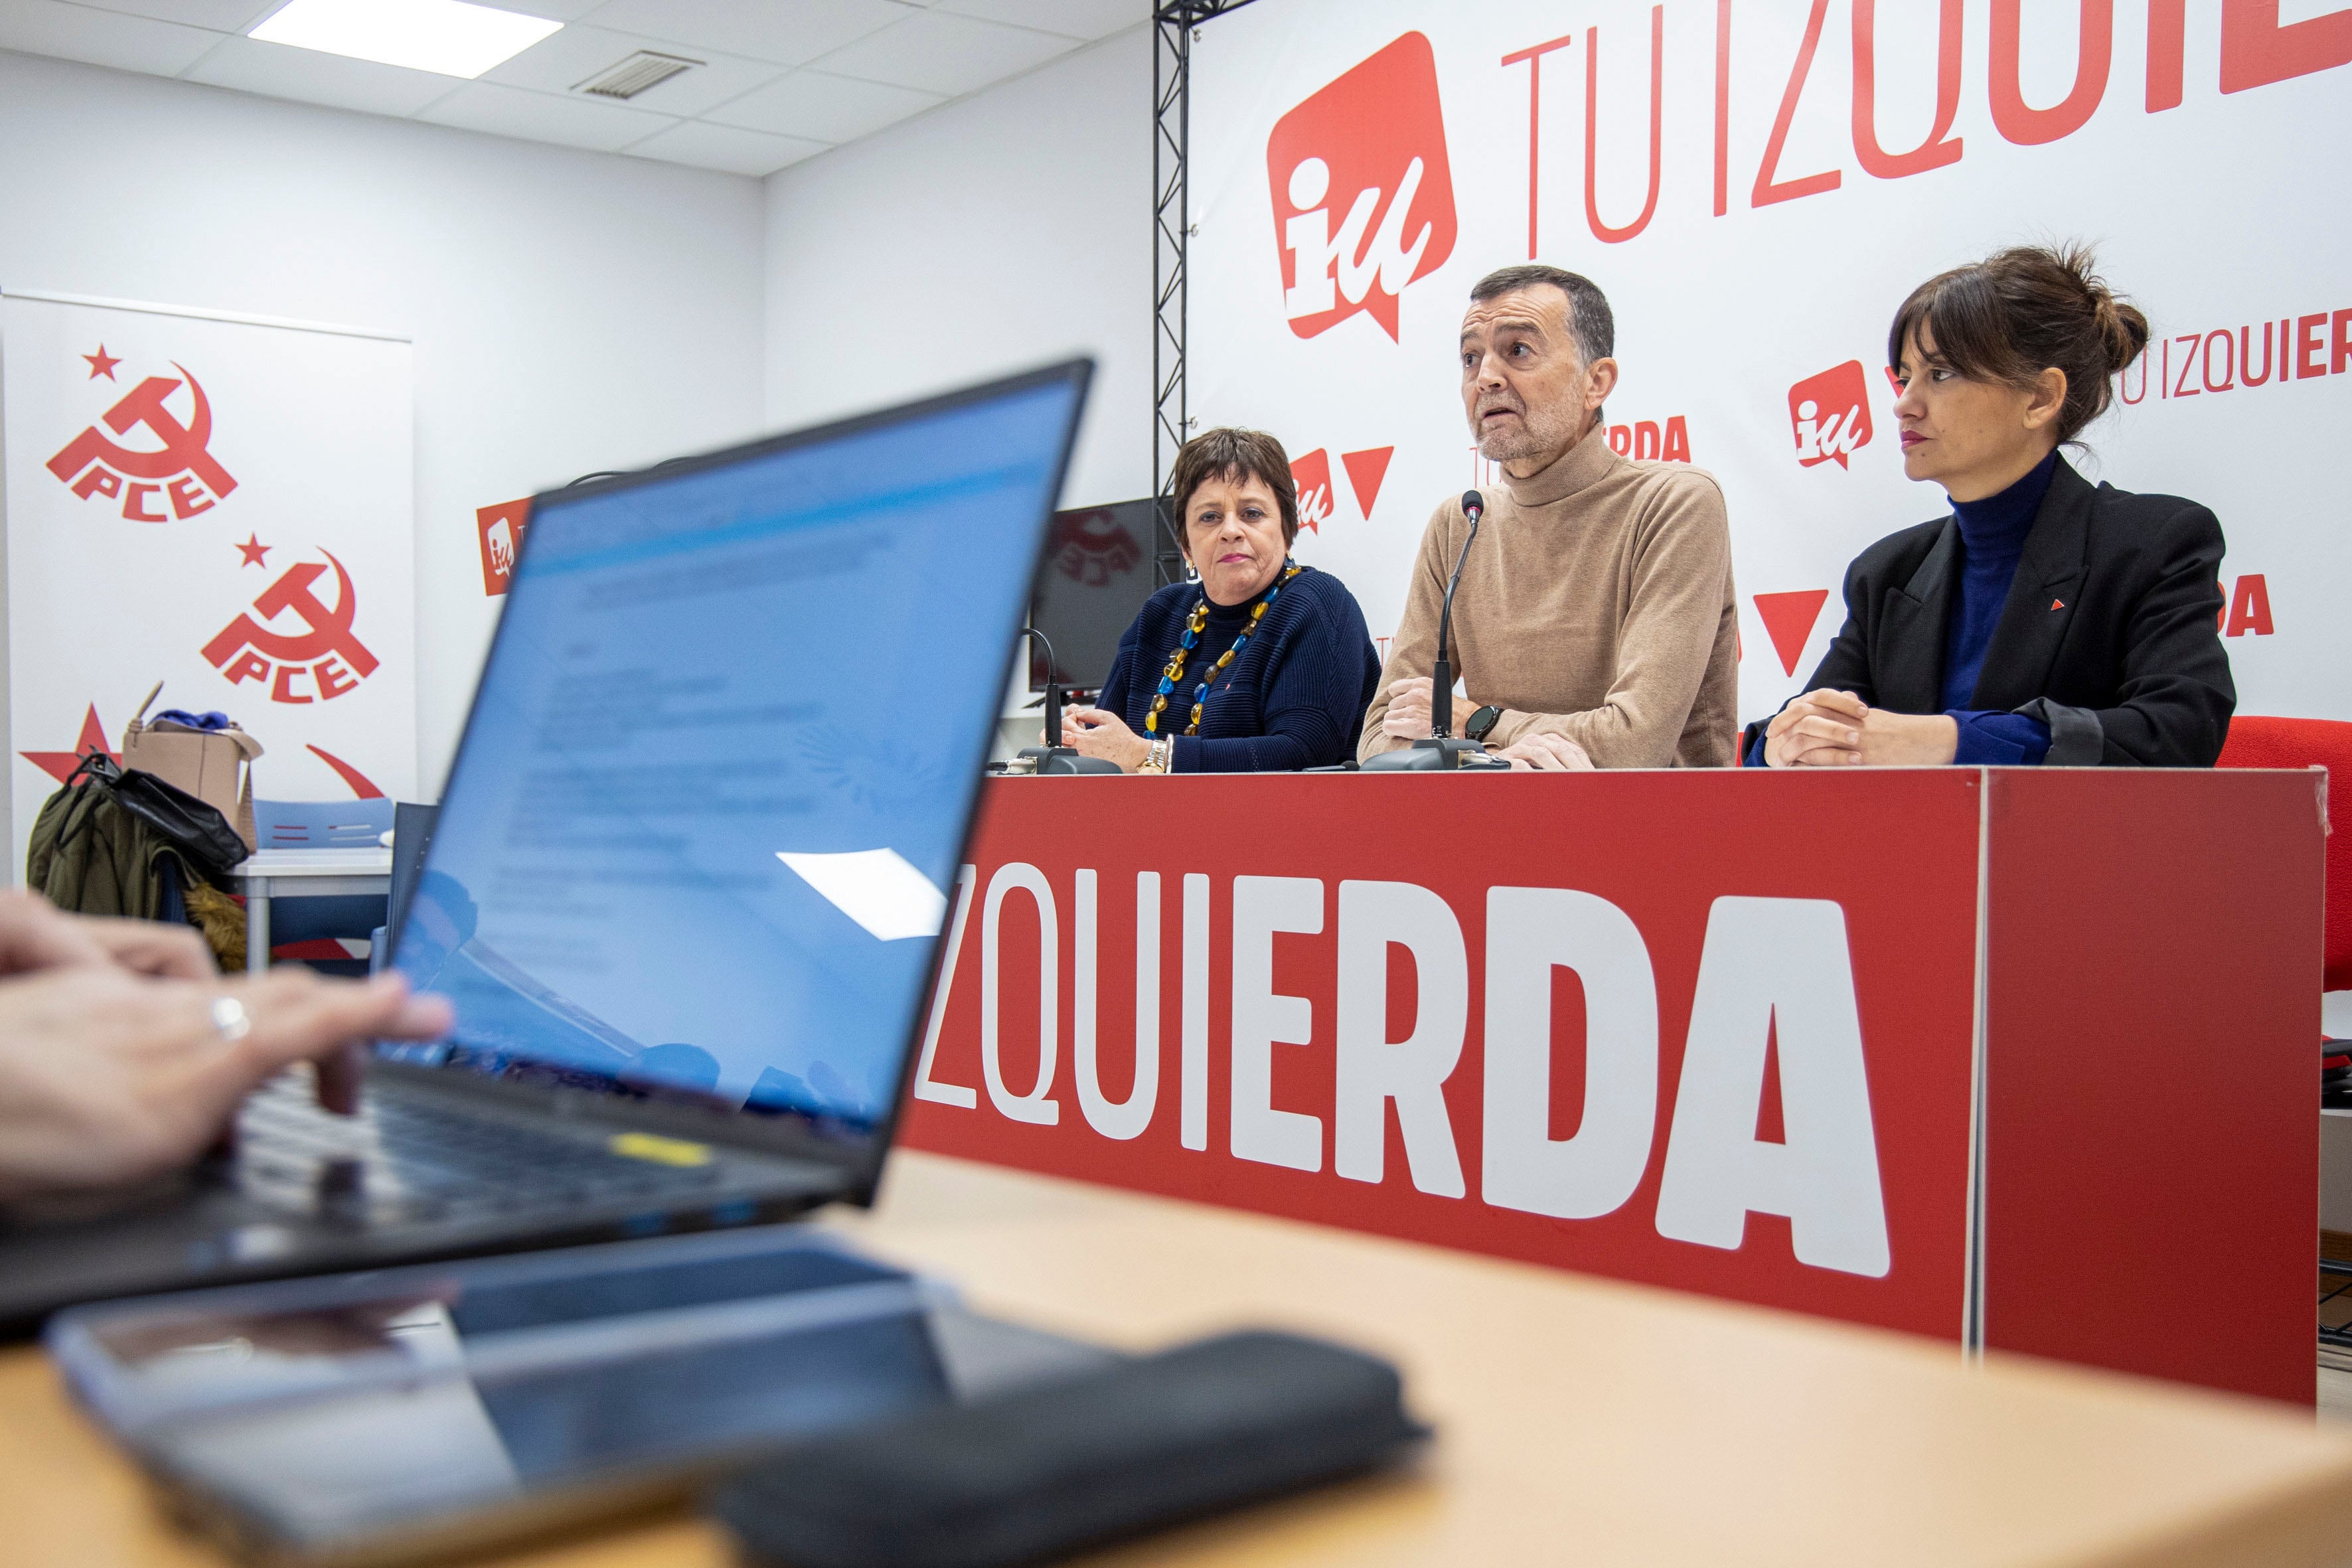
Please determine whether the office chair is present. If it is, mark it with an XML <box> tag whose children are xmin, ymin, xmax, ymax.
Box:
<box><xmin>2216</xmin><ymin>716</ymin><xmax>2352</xmax><ymax>990</ymax></box>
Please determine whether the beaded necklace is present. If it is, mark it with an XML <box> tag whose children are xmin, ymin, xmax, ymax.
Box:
<box><xmin>1145</xmin><ymin>562</ymin><xmax>1305</xmax><ymax>738</ymax></box>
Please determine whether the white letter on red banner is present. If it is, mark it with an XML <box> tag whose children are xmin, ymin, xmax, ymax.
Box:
<box><xmin>980</xmin><ymin>862</ymin><xmax>1060</xmax><ymax>1126</ymax></box>
<box><xmin>1654</xmin><ymin>897</ymin><xmax>1889</xmax><ymax>1277</ymax></box>
<box><xmin>1334</xmin><ymin>880</ymin><xmax>1466</xmax><ymax>1196</ymax></box>
<box><xmin>1230</xmin><ymin>876</ymin><xmax>1324</xmax><ymax>1171</ymax></box>
<box><xmin>1075</xmin><ymin>870</ymin><xmax>1160</xmax><ymax>1141</ymax></box>
<box><xmin>1481</xmin><ymin>886</ymin><xmax>1658</xmax><ymax>1220</ymax></box>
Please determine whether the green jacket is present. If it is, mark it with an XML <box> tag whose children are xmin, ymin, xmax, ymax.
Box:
<box><xmin>25</xmin><ymin>779</ymin><xmax>188</xmax><ymax>919</ymax></box>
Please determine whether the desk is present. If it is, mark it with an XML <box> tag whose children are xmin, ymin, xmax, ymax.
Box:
<box><xmin>5</xmin><ymin>1151</ymin><xmax>2352</xmax><ymax>1567</ymax></box>
<box><xmin>224</xmin><ymin>847</ymin><xmax>392</xmax><ymax>974</ymax></box>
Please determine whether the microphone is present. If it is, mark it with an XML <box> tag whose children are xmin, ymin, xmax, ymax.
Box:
<box><xmin>1361</xmin><ymin>489</ymin><xmax>1505</xmax><ymax>772</ymax></box>
<box><xmin>1012</xmin><ymin>627</ymin><xmax>1119</xmax><ymax>775</ymax></box>
<box><xmin>1032</xmin><ymin>626</ymin><xmax>1064</xmax><ymax>756</ymax></box>
<box><xmin>1430</xmin><ymin>490</ymin><xmax>1482</xmax><ymax>740</ymax></box>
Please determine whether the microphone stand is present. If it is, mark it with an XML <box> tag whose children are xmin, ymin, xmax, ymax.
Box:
<box><xmin>1364</xmin><ymin>492</ymin><xmax>1504</xmax><ymax>771</ymax></box>
<box><xmin>1013</xmin><ymin>627</ymin><xmax>1121</xmax><ymax>775</ymax></box>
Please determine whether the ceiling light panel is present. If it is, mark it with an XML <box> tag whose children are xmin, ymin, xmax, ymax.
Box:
<box><xmin>249</xmin><ymin>0</ymin><xmax>563</xmax><ymax>79</ymax></box>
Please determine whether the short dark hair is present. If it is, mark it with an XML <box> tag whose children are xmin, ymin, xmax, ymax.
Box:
<box><xmin>1888</xmin><ymin>243</ymin><xmax>2151</xmax><ymax>445</ymax></box>
<box><xmin>1470</xmin><ymin>264</ymin><xmax>1615</xmax><ymax>368</ymax></box>
<box><xmin>1168</xmin><ymin>427</ymin><xmax>1298</xmax><ymax>548</ymax></box>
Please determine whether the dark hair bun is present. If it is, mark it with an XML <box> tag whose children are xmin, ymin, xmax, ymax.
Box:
<box><xmin>1889</xmin><ymin>242</ymin><xmax>2148</xmax><ymax>445</ymax></box>
<box><xmin>2091</xmin><ymin>290</ymin><xmax>2150</xmax><ymax>374</ymax></box>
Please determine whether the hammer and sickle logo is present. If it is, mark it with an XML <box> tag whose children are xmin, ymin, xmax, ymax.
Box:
<box><xmin>1050</xmin><ymin>509</ymin><xmax>1142</xmax><ymax>586</ymax></box>
<box><xmin>201</xmin><ymin>552</ymin><xmax>379</xmax><ymax>704</ymax></box>
<box><xmin>46</xmin><ymin>364</ymin><xmax>239</xmax><ymax>521</ymax></box>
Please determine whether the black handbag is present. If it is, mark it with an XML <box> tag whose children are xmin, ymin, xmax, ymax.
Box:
<box><xmin>58</xmin><ymin>751</ymin><xmax>250</xmax><ymax>884</ymax></box>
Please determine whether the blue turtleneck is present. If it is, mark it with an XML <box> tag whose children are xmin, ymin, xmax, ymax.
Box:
<box><xmin>1940</xmin><ymin>449</ymin><xmax>2057</xmax><ymax>765</ymax></box>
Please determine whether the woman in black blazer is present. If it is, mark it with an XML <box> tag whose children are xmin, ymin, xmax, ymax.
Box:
<box><xmin>1748</xmin><ymin>245</ymin><xmax>2233</xmax><ymax>769</ymax></box>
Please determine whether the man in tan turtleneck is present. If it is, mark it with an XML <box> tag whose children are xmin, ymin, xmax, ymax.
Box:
<box><xmin>1358</xmin><ymin>266</ymin><xmax>1738</xmax><ymax>769</ymax></box>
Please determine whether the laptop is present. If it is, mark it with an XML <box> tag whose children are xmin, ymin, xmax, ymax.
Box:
<box><xmin>0</xmin><ymin>360</ymin><xmax>1093</xmax><ymax>1336</ymax></box>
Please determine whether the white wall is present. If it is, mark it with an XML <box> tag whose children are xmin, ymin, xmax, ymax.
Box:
<box><xmin>0</xmin><ymin>21</ymin><xmax>1151</xmax><ymax>820</ymax></box>
<box><xmin>762</xmin><ymin>25</ymin><xmax>1151</xmax><ymax>511</ymax></box>
<box><xmin>0</xmin><ymin>48</ymin><xmax>767</xmax><ymax>806</ymax></box>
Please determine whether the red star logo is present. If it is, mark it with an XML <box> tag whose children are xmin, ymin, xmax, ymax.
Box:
<box><xmin>82</xmin><ymin>345</ymin><xmax>121</xmax><ymax>380</ymax></box>
<box><xmin>19</xmin><ymin>705</ymin><xmax>117</xmax><ymax>786</ymax></box>
<box><xmin>236</xmin><ymin>534</ymin><xmax>272</xmax><ymax>568</ymax></box>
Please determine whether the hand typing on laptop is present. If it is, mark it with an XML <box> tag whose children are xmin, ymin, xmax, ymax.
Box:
<box><xmin>0</xmin><ymin>890</ymin><xmax>450</xmax><ymax>1201</ymax></box>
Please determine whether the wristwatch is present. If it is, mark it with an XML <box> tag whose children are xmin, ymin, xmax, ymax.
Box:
<box><xmin>1135</xmin><ymin>738</ymin><xmax>1172</xmax><ymax>774</ymax></box>
<box><xmin>1464</xmin><ymin>705</ymin><xmax>1504</xmax><ymax>744</ymax></box>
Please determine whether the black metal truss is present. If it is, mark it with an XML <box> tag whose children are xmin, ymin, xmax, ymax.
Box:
<box><xmin>1152</xmin><ymin>0</ymin><xmax>1256</xmax><ymax>586</ymax></box>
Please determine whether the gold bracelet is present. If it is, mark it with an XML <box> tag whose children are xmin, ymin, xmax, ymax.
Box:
<box><xmin>1136</xmin><ymin>738</ymin><xmax>1172</xmax><ymax>774</ymax></box>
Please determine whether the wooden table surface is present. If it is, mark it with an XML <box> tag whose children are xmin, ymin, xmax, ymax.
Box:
<box><xmin>7</xmin><ymin>1150</ymin><xmax>2352</xmax><ymax>1567</ymax></box>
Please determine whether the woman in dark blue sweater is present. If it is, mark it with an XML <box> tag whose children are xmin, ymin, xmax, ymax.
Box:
<box><xmin>1061</xmin><ymin>428</ymin><xmax>1381</xmax><ymax>773</ymax></box>
<box><xmin>1745</xmin><ymin>245</ymin><xmax>2232</xmax><ymax>769</ymax></box>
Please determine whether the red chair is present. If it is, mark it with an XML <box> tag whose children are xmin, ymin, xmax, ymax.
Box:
<box><xmin>2216</xmin><ymin>715</ymin><xmax>2352</xmax><ymax>992</ymax></box>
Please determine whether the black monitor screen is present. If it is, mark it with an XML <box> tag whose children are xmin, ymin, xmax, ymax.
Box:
<box><xmin>1027</xmin><ymin>499</ymin><xmax>1166</xmax><ymax>693</ymax></box>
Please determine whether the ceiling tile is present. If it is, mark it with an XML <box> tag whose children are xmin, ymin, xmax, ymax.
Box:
<box><xmin>495</xmin><ymin>0</ymin><xmax>606</xmax><ymax>18</ymax></box>
<box><xmin>0</xmin><ymin>0</ymin><xmax>223</xmax><ymax>76</ymax></box>
<box><xmin>66</xmin><ymin>0</ymin><xmax>279</xmax><ymax>31</ymax></box>
<box><xmin>481</xmin><ymin>23</ymin><xmax>781</xmax><ymax>116</ymax></box>
<box><xmin>624</xmin><ymin>118</ymin><xmax>826</xmax><ymax>177</ymax></box>
<box><xmin>933</xmin><ymin>0</ymin><xmax>1146</xmax><ymax>42</ymax></box>
<box><xmin>416</xmin><ymin>79</ymin><xmax>673</xmax><ymax>151</ymax></box>
<box><xmin>807</xmin><ymin>7</ymin><xmax>1073</xmax><ymax>96</ymax></box>
<box><xmin>580</xmin><ymin>0</ymin><xmax>909</xmax><ymax>68</ymax></box>
<box><xmin>182</xmin><ymin>33</ymin><xmax>459</xmax><ymax>116</ymax></box>
<box><xmin>703</xmin><ymin>68</ymin><xmax>939</xmax><ymax>142</ymax></box>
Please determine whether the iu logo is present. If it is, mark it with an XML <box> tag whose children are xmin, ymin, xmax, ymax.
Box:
<box><xmin>1047</xmin><ymin>507</ymin><xmax>1141</xmax><ymax>586</ymax></box>
<box><xmin>476</xmin><ymin>498</ymin><xmax>531</xmax><ymax>597</ymax></box>
<box><xmin>1788</xmin><ymin>362</ymin><xmax>1873</xmax><ymax>470</ymax></box>
<box><xmin>1266</xmin><ymin>33</ymin><xmax>1458</xmax><ymax>343</ymax></box>
<box><xmin>200</xmin><ymin>552</ymin><xmax>378</xmax><ymax>705</ymax></box>
<box><xmin>1289</xmin><ymin>449</ymin><xmax>1336</xmax><ymax>534</ymax></box>
<box><xmin>46</xmin><ymin>362</ymin><xmax>238</xmax><ymax>521</ymax></box>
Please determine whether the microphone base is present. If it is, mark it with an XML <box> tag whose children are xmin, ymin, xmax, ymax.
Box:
<box><xmin>1360</xmin><ymin>737</ymin><xmax>1505</xmax><ymax>772</ymax></box>
<box><xmin>1016</xmin><ymin>745</ymin><xmax>1124</xmax><ymax>776</ymax></box>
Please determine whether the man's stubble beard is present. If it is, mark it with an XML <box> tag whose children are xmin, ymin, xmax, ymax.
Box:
<box><xmin>1473</xmin><ymin>400</ymin><xmax>1584</xmax><ymax>468</ymax></box>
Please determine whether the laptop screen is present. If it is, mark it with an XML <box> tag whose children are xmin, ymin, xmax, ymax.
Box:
<box><xmin>383</xmin><ymin>366</ymin><xmax>1089</xmax><ymax>1149</ymax></box>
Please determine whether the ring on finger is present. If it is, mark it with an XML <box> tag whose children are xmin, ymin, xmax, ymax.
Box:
<box><xmin>210</xmin><ymin>995</ymin><xmax>252</xmax><ymax>1044</ymax></box>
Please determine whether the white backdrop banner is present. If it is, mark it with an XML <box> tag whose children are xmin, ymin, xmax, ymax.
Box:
<box><xmin>1187</xmin><ymin>0</ymin><xmax>2351</xmax><ymax>728</ymax></box>
<box><xmin>1</xmin><ymin>292</ymin><xmax>414</xmax><ymax>874</ymax></box>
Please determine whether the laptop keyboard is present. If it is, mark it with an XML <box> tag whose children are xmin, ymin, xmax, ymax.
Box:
<box><xmin>234</xmin><ymin>1072</ymin><xmax>723</xmax><ymax>1228</ymax></box>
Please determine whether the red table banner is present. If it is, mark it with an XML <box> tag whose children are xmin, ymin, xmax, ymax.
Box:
<box><xmin>901</xmin><ymin>770</ymin><xmax>2321</xmax><ymax>1405</ymax></box>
